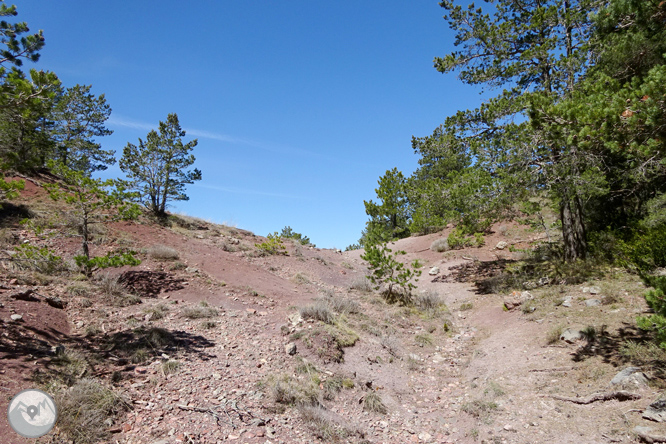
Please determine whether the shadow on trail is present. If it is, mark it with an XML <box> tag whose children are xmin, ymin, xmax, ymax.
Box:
<box><xmin>571</xmin><ymin>323</ymin><xmax>666</xmax><ymax>378</ymax></box>
<box><xmin>119</xmin><ymin>270</ymin><xmax>186</xmax><ymax>297</ymax></box>
<box><xmin>432</xmin><ymin>259</ymin><xmax>519</xmax><ymax>294</ymax></box>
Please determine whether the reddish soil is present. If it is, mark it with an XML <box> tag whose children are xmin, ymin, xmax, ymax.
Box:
<box><xmin>1</xmin><ymin>181</ymin><xmax>664</xmax><ymax>443</ymax></box>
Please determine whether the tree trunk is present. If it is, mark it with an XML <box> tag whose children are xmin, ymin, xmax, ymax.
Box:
<box><xmin>560</xmin><ymin>192</ymin><xmax>587</xmax><ymax>262</ymax></box>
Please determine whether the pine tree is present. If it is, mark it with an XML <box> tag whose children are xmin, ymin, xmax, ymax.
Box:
<box><xmin>50</xmin><ymin>84</ymin><xmax>114</xmax><ymax>174</ymax></box>
<box><xmin>119</xmin><ymin>113</ymin><xmax>202</xmax><ymax>217</ymax></box>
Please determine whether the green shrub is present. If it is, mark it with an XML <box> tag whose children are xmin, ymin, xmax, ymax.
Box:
<box><xmin>280</xmin><ymin>226</ymin><xmax>313</xmax><ymax>246</ymax></box>
<box><xmin>447</xmin><ymin>228</ymin><xmax>473</xmax><ymax>250</ymax></box>
<box><xmin>637</xmin><ymin>275</ymin><xmax>666</xmax><ymax>348</ymax></box>
<box><xmin>256</xmin><ymin>232</ymin><xmax>288</xmax><ymax>255</ymax></box>
<box><xmin>361</xmin><ymin>242</ymin><xmax>421</xmax><ymax>302</ymax></box>
<box><xmin>12</xmin><ymin>244</ymin><xmax>65</xmax><ymax>274</ymax></box>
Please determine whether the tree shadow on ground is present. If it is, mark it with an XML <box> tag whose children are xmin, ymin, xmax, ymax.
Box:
<box><xmin>572</xmin><ymin>323</ymin><xmax>666</xmax><ymax>379</ymax></box>
<box><xmin>0</xmin><ymin>202</ymin><xmax>33</xmax><ymax>227</ymax></box>
<box><xmin>433</xmin><ymin>259</ymin><xmax>519</xmax><ymax>294</ymax></box>
<box><xmin>119</xmin><ymin>270</ymin><xmax>185</xmax><ymax>297</ymax></box>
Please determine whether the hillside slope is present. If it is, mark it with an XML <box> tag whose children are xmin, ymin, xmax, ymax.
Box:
<box><xmin>1</xmin><ymin>180</ymin><xmax>664</xmax><ymax>444</ymax></box>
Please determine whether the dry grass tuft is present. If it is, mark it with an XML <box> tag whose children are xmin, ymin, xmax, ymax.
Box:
<box><xmin>300</xmin><ymin>300</ymin><xmax>335</xmax><ymax>324</ymax></box>
<box><xmin>349</xmin><ymin>276</ymin><xmax>373</xmax><ymax>292</ymax></box>
<box><xmin>147</xmin><ymin>244</ymin><xmax>180</xmax><ymax>261</ymax></box>
<box><xmin>55</xmin><ymin>378</ymin><xmax>130</xmax><ymax>444</ymax></box>
<box><xmin>362</xmin><ymin>392</ymin><xmax>387</xmax><ymax>414</ymax></box>
<box><xmin>181</xmin><ymin>301</ymin><xmax>218</xmax><ymax>319</ymax></box>
<box><xmin>430</xmin><ymin>238</ymin><xmax>450</xmax><ymax>252</ymax></box>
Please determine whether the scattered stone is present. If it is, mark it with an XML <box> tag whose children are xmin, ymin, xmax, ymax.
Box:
<box><xmin>288</xmin><ymin>313</ymin><xmax>302</xmax><ymax>326</ymax></box>
<box><xmin>523</xmin><ymin>281</ymin><xmax>538</xmax><ymax>290</ymax></box>
<box><xmin>285</xmin><ymin>342</ymin><xmax>297</xmax><ymax>356</ymax></box>
<box><xmin>185</xmin><ymin>267</ymin><xmax>200</xmax><ymax>274</ymax></box>
<box><xmin>496</xmin><ymin>241</ymin><xmax>508</xmax><ymax>250</ymax></box>
<box><xmin>504</xmin><ymin>297</ymin><xmax>522</xmax><ymax>311</ymax></box>
<box><xmin>644</xmin><ymin>399</ymin><xmax>666</xmax><ymax>423</ymax></box>
<box><xmin>610</xmin><ymin>367</ymin><xmax>648</xmax><ymax>387</ymax></box>
<box><xmin>561</xmin><ymin>298</ymin><xmax>573</xmax><ymax>308</ymax></box>
<box><xmin>503</xmin><ymin>424</ymin><xmax>517</xmax><ymax>432</ymax></box>
<box><xmin>418</xmin><ymin>432</ymin><xmax>432</xmax><ymax>441</ymax></box>
<box><xmin>10</xmin><ymin>289</ymin><xmax>38</xmax><ymax>301</ymax></box>
<box><xmin>10</xmin><ymin>314</ymin><xmax>23</xmax><ymax>321</ymax></box>
<box><xmin>634</xmin><ymin>425</ymin><xmax>666</xmax><ymax>443</ymax></box>
<box><xmin>560</xmin><ymin>328</ymin><xmax>582</xmax><ymax>343</ymax></box>
<box><xmin>212</xmin><ymin>373</ymin><xmax>222</xmax><ymax>381</ymax></box>
<box><xmin>45</xmin><ymin>296</ymin><xmax>65</xmax><ymax>309</ymax></box>
<box><xmin>589</xmin><ymin>286</ymin><xmax>601</xmax><ymax>294</ymax></box>
<box><xmin>585</xmin><ymin>299</ymin><xmax>602</xmax><ymax>307</ymax></box>
<box><xmin>521</xmin><ymin>291</ymin><xmax>534</xmax><ymax>300</ymax></box>
<box><xmin>428</xmin><ymin>267</ymin><xmax>440</xmax><ymax>276</ymax></box>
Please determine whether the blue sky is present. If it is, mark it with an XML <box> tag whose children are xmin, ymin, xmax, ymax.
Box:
<box><xmin>13</xmin><ymin>1</ymin><xmax>482</xmax><ymax>248</ymax></box>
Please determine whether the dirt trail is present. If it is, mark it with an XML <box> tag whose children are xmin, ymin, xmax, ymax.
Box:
<box><xmin>1</xmin><ymin>200</ymin><xmax>664</xmax><ymax>443</ymax></box>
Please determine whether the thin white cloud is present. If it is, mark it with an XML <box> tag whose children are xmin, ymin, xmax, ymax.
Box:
<box><xmin>194</xmin><ymin>183</ymin><xmax>307</xmax><ymax>200</ymax></box>
<box><xmin>108</xmin><ymin>115</ymin><xmax>319</xmax><ymax>157</ymax></box>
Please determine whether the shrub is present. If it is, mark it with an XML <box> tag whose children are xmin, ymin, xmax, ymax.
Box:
<box><xmin>280</xmin><ymin>226</ymin><xmax>313</xmax><ymax>246</ymax></box>
<box><xmin>12</xmin><ymin>244</ymin><xmax>65</xmax><ymax>274</ymax></box>
<box><xmin>361</xmin><ymin>242</ymin><xmax>421</xmax><ymax>301</ymax></box>
<box><xmin>447</xmin><ymin>228</ymin><xmax>473</xmax><ymax>250</ymax></box>
<box><xmin>430</xmin><ymin>238</ymin><xmax>450</xmax><ymax>252</ymax></box>
<box><xmin>256</xmin><ymin>232</ymin><xmax>288</xmax><ymax>255</ymax></box>
<box><xmin>148</xmin><ymin>244</ymin><xmax>179</xmax><ymax>260</ymax></box>
<box><xmin>637</xmin><ymin>275</ymin><xmax>666</xmax><ymax>348</ymax></box>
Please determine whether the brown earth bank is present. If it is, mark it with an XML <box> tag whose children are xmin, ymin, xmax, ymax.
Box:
<box><xmin>1</xmin><ymin>179</ymin><xmax>665</xmax><ymax>444</ymax></box>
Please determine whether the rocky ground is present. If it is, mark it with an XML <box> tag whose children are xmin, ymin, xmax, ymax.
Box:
<box><xmin>1</xmin><ymin>180</ymin><xmax>666</xmax><ymax>444</ymax></box>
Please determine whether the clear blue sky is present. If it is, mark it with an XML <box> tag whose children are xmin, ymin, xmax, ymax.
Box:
<box><xmin>13</xmin><ymin>1</ymin><xmax>482</xmax><ymax>248</ymax></box>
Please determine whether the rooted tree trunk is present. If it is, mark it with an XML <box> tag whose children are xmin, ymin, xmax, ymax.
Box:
<box><xmin>560</xmin><ymin>192</ymin><xmax>587</xmax><ymax>262</ymax></box>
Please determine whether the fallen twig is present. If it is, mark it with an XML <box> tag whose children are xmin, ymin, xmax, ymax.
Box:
<box><xmin>529</xmin><ymin>367</ymin><xmax>572</xmax><ymax>373</ymax></box>
<box><xmin>552</xmin><ymin>391</ymin><xmax>641</xmax><ymax>404</ymax></box>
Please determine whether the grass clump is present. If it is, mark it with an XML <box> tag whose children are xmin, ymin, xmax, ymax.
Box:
<box><xmin>147</xmin><ymin>244</ymin><xmax>180</xmax><ymax>260</ymax></box>
<box><xmin>143</xmin><ymin>303</ymin><xmax>169</xmax><ymax>320</ymax></box>
<box><xmin>161</xmin><ymin>360</ymin><xmax>181</xmax><ymax>375</ymax></box>
<box><xmin>200</xmin><ymin>320</ymin><xmax>217</xmax><ymax>329</ymax></box>
<box><xmin>414</xmin><ymin>290</ymin><xmax>443</xmax><ymax>311</ymax></box>
<box><xmin>267</xmin><ymin>374</ymin><xmax>320</xmax><ymax>407</ymax></box>
<box><xmin>327</xmin><ymin>295</ymin><xmax>360</xmax><ymax>314</ymax></box>
<box><xmin>181</xmin><ymin>301</ymin><xmax>218</xmax><ymax>319</ymax></box>
<box><xmin>292</xmin><ymin>272</ymin><xmax>311</xmax><ymax>285</ymax></box>
<box><xmin>55</xmin><ymin>378</ymin><xmax>130</xmax><ymax>444</ymax></box>
<box><xmin>460</xmin><ymin>302</ymin><xmax>474</xmax><ymax>311</ymax></box>
<box><xmin>430</xmin><ymin>238</ymin><xmax>450</xmax><ymax>252</ymax></box>
<box><xmin>362</xmin><ymin>392</ymin><xmax>387</xmax><ymax>414</ymax></box>
<box><xmin>461</xmin><ymin>399</ymin><xmax>499</xmax><ymax>419</ymax></box>
<box><xmin>96</xmin><ymin>272</ymin><xmax>126</xmax><ymax>297</ymax></box>
<box><xmin>300</xmin><ymin>300</ymin><xmax>335</xmax><ymax>324</ymax></box>
<box><xmin>546</xmin><ymin>324</ymin><xmax>565</xmax><ymax>344</ymax></box>
<box><xmin>415</xmin><ymin>333</ymin><xmax>433</xmax><ymax>347</ymax></box>
<box><xmin>349</xmin><ymin>276</ymin><xmax>373</xmax><ymax>292</ymax></box>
